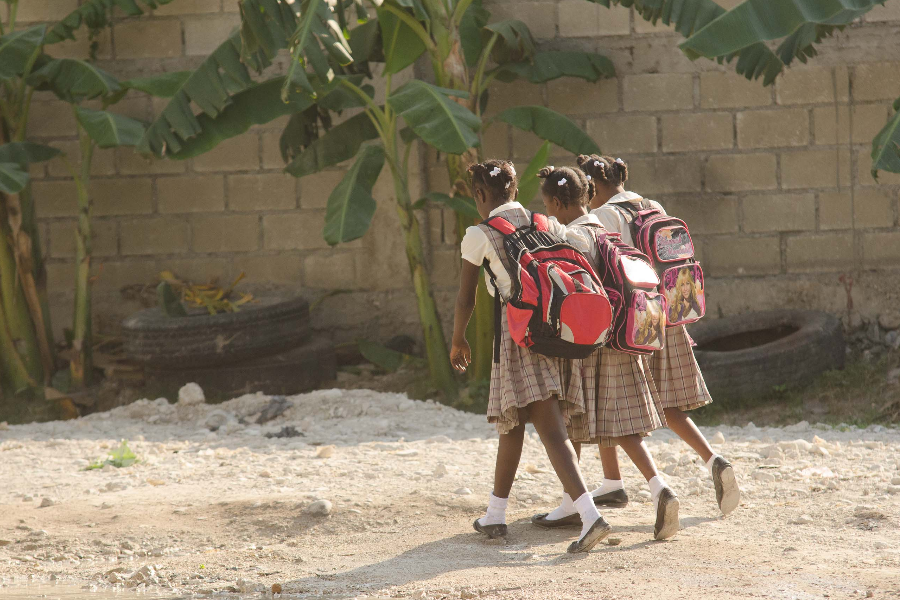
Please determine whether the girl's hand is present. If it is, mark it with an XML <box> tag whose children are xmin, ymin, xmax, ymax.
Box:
<box><xmin>450</xmin><ymin>341</ymin><xmax>471</xmax><ymax>373</ymax></box>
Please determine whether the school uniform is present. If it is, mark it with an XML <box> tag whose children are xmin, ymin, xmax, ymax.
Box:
<box><xmin>592</xmin><ymin>193</ymin><xmax>713</xmax><ymax>413</ymax></box>
<box><xmin>460</xmin><ymin>201</ymin><xmax>584</xmax><ymax>434</ymax></box>
<box><xmin>560</xmin><ymin>213</ymin><xmax>664</xmax><ymax>447</ymax></box>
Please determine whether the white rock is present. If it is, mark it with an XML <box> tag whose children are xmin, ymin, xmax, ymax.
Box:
<box><xmin>752</xmin><ymin>471</ymin><xmax>776</xmax><ymax>483</ymax></box>
<box><xmin>305</xmin><ymin>500</ymin><xmax>333</xmax><ymax>516</ymax></box>
<box><xmin>636</xmin><ymin>490</ymin><xmax>652</xmax><ymax>500</ymax></box>
<box><xmin>878</xmin><ymin>310</ymin><xmax>900</xmax><ymax>331</ymax></box>
<box><xmin>793</xmin><ymin>439</ymin><xmax>813</xmax><ymax>452</ymax></box>
<box><xmin>39</xmin><ymin>497</ymin><xmax>54</xmax><ymax>508</ymax></box>
<box><xmin>395</xmin><ymin>449</ymin><xmax>419</xmax><ymax>457</ymax></box>
<box><xmin>433</xmin><ymin>463</ymin><xmax>448</xmax><ymax>478</ymax></box>
<box><xmin>315</xmin><ymin>445</ymin><xmax>335</xmax><ymax>458</ymax></box>
<box><xmin>891</xmin><ymin>476</ymin><xmax>900</xmax><ymax>486</ymax></box>
<box><xmin>710</xmin><ymin>431</ymin><xmax>725</xmax><ymax>445</ymax></box>
<box><xmin>177</xmin><ymin>383</ymin><xmax>205</xmax><ymax>405</ymax></box>
<box><xmin>886</xmin><ymin>485</ymin><xmax>900</xmax><ymax>495</ymax></box>
<box><xmin>811</xmin><ymin>445</ymin><xmax>830</xmax><ymax>457</ymax></box>
<box><xmin>791</xmin><ymin>515</ymin><xmax>813</xmax><ymax>525</ymax></box>
<box><xmin>454</xmin><ymin>487</ymin><xmax>472</xmax><ymax>495</ymax></box>
<box><xmin>203</xmin><ymin>410</ymin><xmax>234</xmax><ymax>431</ymax></box>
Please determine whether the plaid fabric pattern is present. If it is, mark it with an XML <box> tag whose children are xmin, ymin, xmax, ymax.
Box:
<box><xmin>649</xmin><ymin>325</ymin><xmax>713</xmax><ymax>412</ymax></box>
<box><xmin>564</xmin><ymin>347</ymin><xmax>664</xmax><ymax>446</ymax></box>
<box><xmin>484</xmin><ymin>206</ymin><xmax>584</xmax><ymax>434</ymax></box>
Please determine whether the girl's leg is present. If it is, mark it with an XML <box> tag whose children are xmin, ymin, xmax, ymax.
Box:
<box><xmin>598</xmin><ymin>446</ymin><xmax>621</xmax><ymax>480</ymax></box>
<box><xmin>615</xmin><ymin>434</ymin><xmax>680</xmax><ymax>541</ymax></box>
<box><xmin>615</xmin><ymin>435</ymin><xmax>658</xmax><ymax>481</ymax></box>
<box><xmin>663</xmin><ymin>407</ymin><xmax>714</xmax><ymax>462</ymax></box>
<box><xmin>476</xmin><ymin>423</ymin><xmax>525</xmax><ymax>533</ymax></box>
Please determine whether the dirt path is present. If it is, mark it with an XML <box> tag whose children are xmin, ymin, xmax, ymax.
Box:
<box><xmin>1</xmin><ymin>387</ymin><xmax>899</xmax><ymax>599</ymax></box>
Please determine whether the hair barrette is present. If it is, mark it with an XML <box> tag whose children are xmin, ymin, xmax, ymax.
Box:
<box><xmin>594</xmin><ymin>160</ymin><xmax>601</xmax><ymax>167</ymax></box>
<box><xmin>586</xmin><ymin>175</ymin><xmax>591</xmax><ymax>181</ymax></box>
<box><xmin>557</xmin><ymin>178</ymin><xmax>567</xmax><ymax>186</ymax></box>
<box><xmin>489</xmin><ymin>166</ymin><xmax>501</xmax><ymax>177</ymax></box>
<box><xmin>615</xmin><ymin>158</ymin><xmax>625</xmax><ymax>165</ymax></box>
<box><xmin>509</xmin><ymin>165</ymin><xmax>516</xmax><ymax>176</ymax></box>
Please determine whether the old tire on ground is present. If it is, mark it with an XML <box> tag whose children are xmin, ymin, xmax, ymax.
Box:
<box><xmin>144</xmin><ymin>337</ymin><xmax>336</xmax><ymax>402</ymax></box>
<box><xmin>688</xmin><ymin>310</ymin><xmax>844</xmax><ymax>401</ymax></box>
<box><xmin>123</xmin><ymin>295</ymin><xmax>310</xmax><ymax>368</ymax></box>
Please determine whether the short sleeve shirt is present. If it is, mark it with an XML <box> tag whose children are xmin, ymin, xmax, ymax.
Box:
<box><xmin>592</xmin><ymin>191</ymin><xmax>666</xmax><ymax>247</ymax></box>
<box><xmin>460</xmin><ymin>201</ymin><xmax>567</xmax><ymax>298</ymax></box>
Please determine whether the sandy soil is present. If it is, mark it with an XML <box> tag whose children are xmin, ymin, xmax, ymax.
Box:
<box><xmin>1</xmin><ymin>386</ymin><xmax>899</xmax><ymax>599</ymax></box>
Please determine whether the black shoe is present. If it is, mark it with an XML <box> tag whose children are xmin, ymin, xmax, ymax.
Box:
<box><xmin>711</xmin><ymin>456</ymin><xmax>740</xmax><ymax>516</ymax></box>
<box><xmin>653</xmin><ymin>487</ymin><xmax>680</xmax><ymax>541</ymax></box>
<box><xmin>566</xmin><ymin>516</ymin><xmax>612</xmax><ymax>553</ymax></box>
<box><xmin>531</xmin><ymin>512</ymin><xmax>581</xmax><ymax>528</ymax></box>
<box><xmin>473</xmin><ymin>518</ymin><xmax>507</xmax><ymax>539</ymax></box>
<box><xmin>593</xmin><ymin>488</ymin><xmax>629</xmax><ymax>508</ymax></box>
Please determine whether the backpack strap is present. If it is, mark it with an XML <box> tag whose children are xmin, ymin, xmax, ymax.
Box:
<box><xmin>481</xmin><ymin>259</ymin><xmax>503</xmax><ymax>364</ymax></box>
<box><xmin>531</xmin><ymin>212</ymin><xmax>549</xmax><ymax>232</ymax></box>
<box><xmin>482</xmin><ymin>215</ymin><xmax>517</xmax><ymax>235</ymax></box>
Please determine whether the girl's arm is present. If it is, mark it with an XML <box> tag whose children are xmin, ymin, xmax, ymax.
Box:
<box><xmin>450</xmin><ymin>260</ymin><xmax>480</xmax><ymax>372</ymax></box>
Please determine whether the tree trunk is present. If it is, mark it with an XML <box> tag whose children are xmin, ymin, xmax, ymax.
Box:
<box><xmin>70</xmin><ymin>128</ymin><xmax>93</xmax><ymax>388</ymax></box>
<box><xmin>389</xmin><ymin>160</ymin><xmax>458</xmax><ymax>399</ymax></box>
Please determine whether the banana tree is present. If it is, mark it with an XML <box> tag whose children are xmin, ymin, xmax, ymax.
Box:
<box><xmin>590</xmin><ymin>0</ymin><xmax>900</xmax><ymax>179</ymax></box>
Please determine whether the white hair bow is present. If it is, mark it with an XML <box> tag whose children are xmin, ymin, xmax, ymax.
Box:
<box><xmin>509</xmin><ymin>165</ymin><xmax>516</xmax><ymax>176</ymax></box>
<box><xmin>615</xmin><ymin>158</ymin><xmax>625</xmax><ymax>165</ymax></box>
<box><xmin>489</xmin><ymin>166</ymin><xmax>501</xmax><ymax>177</ymax></box>
<box><xmin>505</xmin><ymin>182</ymin><xmax>511</xmax><ymax>188</ymax></box>
<box><xmin>557</xmin><ymin>178</ymin><xmax>567</xmax><ymax>186</ymax></box>
<box><xmin>586</xmin><ymin>175</ymin><xmax>592</xmax><ymax>181</ymax></box>
<box><xmin>594</xmin><ymin>160</ymin><xmax>601</xmax><ymax>167</ymax></box>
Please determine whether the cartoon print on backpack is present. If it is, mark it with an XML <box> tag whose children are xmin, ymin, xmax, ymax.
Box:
<box><xmin>633</xmin><ymin>294</ymin><xmax>665</xmax><ymax>349</ymax></box>
<box><xmin>665</xmin><ymin>265</ymin><xmax>704</xmax><ymax>325</ymax></box>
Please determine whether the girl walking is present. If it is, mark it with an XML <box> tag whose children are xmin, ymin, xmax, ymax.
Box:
<box><xmin>530</xmin><ymin>165</ymin><xmax>680</xmax><ymax>541</ymax></box>
<box><xmin>577</xmin><ymin>154</ymin><xmax>740</xmax><ymax>516</ymax></box>
<box><xmin>450</xmin><ymin>159</ymin><xmax>612</xmax><ymax>553</ymax></box>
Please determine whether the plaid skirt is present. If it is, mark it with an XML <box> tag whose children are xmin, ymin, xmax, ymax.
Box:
<box><xmin>487</xmin><ymin>304</ymin><xmax>583</xmax><ymax>434</ymax></box>
<box><xmin>564</xmin><ymin>347</ymin><xmax>664</xmax><ymax>447</ymax></box>
<box><xmin>648</xmin><ymin>325</ymin><xmax>713</xmax><ymax>412</ymax></box>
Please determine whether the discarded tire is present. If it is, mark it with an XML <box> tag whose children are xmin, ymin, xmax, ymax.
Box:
<box><xmin>123</xmin><ymin>295</ymin><xmax>310</xmax><ymax>368</ymax></box>
<box><xmin>144</xmin><ymin>337</ymin><xmax>336</xmax><ymax>401</ymax></box>
<box><xmin>689</xmin><ymin>310</ymin><xmax>845</xmax><ymax>400</ymax></box>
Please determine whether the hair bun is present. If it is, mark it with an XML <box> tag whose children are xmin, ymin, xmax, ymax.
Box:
<box><xmin>537</xmin><ymin>166</ymin><xmax>555</xmax><ymax>178</ymax></box>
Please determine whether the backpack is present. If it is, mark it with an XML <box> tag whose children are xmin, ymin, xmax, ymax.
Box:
<box><xmin>586</xmin><ymin>226</ymin><xmax>668</xmax><ymax>355</ymax></box>
<box><xmin>614</xmin><ymin>199</ymin><xmax>706</xmax><ymax>327</ymax></box>
<box><xmin>482</xmin><ymin>213</ymin><xmax>613</xmax><ymax>361</ymax></box>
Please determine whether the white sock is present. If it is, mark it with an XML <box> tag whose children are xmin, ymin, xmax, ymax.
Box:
<box><xmin>591</xmin><ymin>478</ymin><xmax>624</xmax><ymax>497</ymax></box>
<box><xmin>573</xmin><ymin>492</ymin><xmax>602</xmax><ymax>539</ymax></box>
<box><xmin>649</xmin><ymin>475</ymin><xmax>671</xmax><ymax>514</ymax></box>
<box><xmin>477</xmin><ymin>493</ymin><xmax>508</xmax><ymax>526</ymax></box>
<box><xmin>705</xmin><ymin>454</ymin><xmax>721</xmax><ymax>476</ymax></box>
<box><xmin>544</xmin><ymin>492</ymin><xmax>576</xmax><ymax>521</ymax></box>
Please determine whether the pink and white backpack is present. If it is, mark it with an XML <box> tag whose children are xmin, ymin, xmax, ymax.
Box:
<box><xmin>585</xmin><ymin>225</ymin><xmax>667</xmax><ymax>355</ymax></box>
<box><xmin>615</xmin><ymin>199</ymin><xmax>706</xmax><ymax>327</ymax></box>
<box><xmin>482</xmin><ymin>213</ymin><xmax>613</xmax><ymax>361</ymax></box>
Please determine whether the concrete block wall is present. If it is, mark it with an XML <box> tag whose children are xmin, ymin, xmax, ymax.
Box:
<box><xmin>7</xmin><ymin>1</ymin><xmax>900</xmax><ymax>348</ymax></box>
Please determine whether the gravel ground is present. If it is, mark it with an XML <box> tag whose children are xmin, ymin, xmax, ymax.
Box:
<box><xmin>1</xmin><ymin>386</ymin><xmax>899</xmax><ymax>599</ymax></box>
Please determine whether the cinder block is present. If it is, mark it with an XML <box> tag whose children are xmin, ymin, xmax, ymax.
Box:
<box><xmin>120</xmin><ymin>218</ymin><xmax>190</xmax><ymax>255</ymax></box>
<box><xmin>852</xmin><ymin>104</ymin><xmax>890</xmax><ymax>143</ymax></box>
<box><xmin>858</xmin><ymin>149</ymin><xmax>900</xmax><ymax>186</ymax></box>
<box><xmin>559</xmin><ymin>0</ymin><xmax>630</xmax><ymax>36</ymax></box>
<box><xmin>51</xmin><ymin>27</ymin><xmax>112</xmax><ymax>60</ymax></box>
<box><xmin>114</xmin><ymin>20</ymin><xmax>183</xmax><ymax>59</ymax></box>
<box><xmin>781</xmin><ymin>148</ymin><xmax>850</xmax><ymax>189</ymax></box>
<box><xmin>818</xmin><ymin>191</ymin><xmax>852</xmax><ymax>230</ymax></box>
<box><xmin>704</xmin><ymin>236</ymin><xmax>781</xmax><ymax>276</ymax></box>
<box><xmin>184</xmin><ymin>15</ymin><xmax>239</xmax><ymax>56</ymax></box>
<box><xmin>159</xmin><ymin>257</ymin><xmax>233</xmax><ymax>285</ymax></box>
<box><xmin>742</xmin><ymin>193</ymin><xmax>815</xmax><ymax>232</ymax></box>
<box><xmin>813</xmin><ymin>106</ymin><xmax>850</xmax><ymax>145</ymax></box>
<box><xmin>705</xmin><ymin>153</ymin><xmax>777</xmax><ymax>192</ymax></box>
<box><xmin>700</xmin><ymin>72</ymin><xmax>772</xmax><ymax>109</ymax></box>
<box><xmin>192</xmin><ymin>135</ymin><xmax>260</xmax><ymax>172</ymax></box>
<box><xmin>664</xmin><ymin>197</ymin><xmax>739</xmax><ymax>234</ymax></box>
<box><xmin>191</xmin><ymin>214</ymin><xmax>259</xmax><ymax>253</ymax></box>
<box><xmin>157</xmin><ymin>175</ymin><xmax>226</xmax><ymax>213</ymax></box>
<box><xmin>863</xmin><ymin>231</ymin><xmax>900</xmax><ymax>268</ymax></box>
<box><xmin>228</xmin><ymin>173</ymin><xmax>297</xmax><ymax>211</ymax></box>
<box><xmin>854</xmin><ymin>63</ymin><xmax>900</xmax><ymax>101</ymax></box>
<box><xmin>261</xmin><ymin>131</ymin><xmax>287</xmax><ymax>170</ymax></box>
<box><xmin>485</xmin><ymin>81</ymin><xmax>544</xmax><ymax>117</ymax></box>
<box><xmin>854</xmin><ymin>188</ymin><xmax>896</xmax><ymax>228</ymax></box>
<box><xmin>31</xmin><ymin>181</ymin><xmax>77</xmax><ymax>217</ymax></box>
<box><xmin>737</xmin><ymin>109</ymin><xmax>809</xmax><ymax>148</ymax></box>
<box><xmin>661</xmin><ymin>112</ymin><xmax>733</xmax><ymax>152</ymax></box>
<box><xmin>866</xmin><ymin>2</ymin><xmax>900</xmax><ymax>21</ymax></box>
<box><xmin>547</xmin><ymin>78</ymin><xmax>619</xmax><ymax>115</ymax></box>
<box><xmin>263</xmin><ymin>212</ymin><xmax>328</xmax><ymax>250</ymax></box>
<box><xmin>775</xmin><ymin>67</ymin><xmax>835</xmax><ymax>105</ymax></box>
<box><xmin>15</xmin><ymin>0</ymin><xmax>78</xmax><ymax>21</ymax></box>
<box><xmin>117</xmin><ymin>148</ymin><xmax>186</xmax><ymax>175</ymax></box>
<box><xmin>301</xmin><ymin>170</ymin><xmax>346</xmax><ymax>209</ymax></box>
<box><xmin>628</xmin><ymin>156</ymin><xmax>702</xmax><ymax>194</ymax></box>
<box><xmin>587</xmin><ymin>115</ymin><xmax>657</xmax><ymax>154</ymax></box>
<box><xmin>91</xmin><ymin>178</ymin><xmax>154</xmax><ymax>216</ymax></box>
<box><xmin>49</xmin><ymin>220</ymin><xmax>118</xmax><ymax>258</ymax></box>
<box><xmin>47</xmin><ymin>141</ymin><xmax>116</xmax><ymax>177</ymax></box>
<box><xmin>488</xmin><ymin>1</ymin><xmax>556</xmax><ymax>39</ymax></box>
<box><xmin>233</xmin><ymin>254</ymin><xmax>303</xmax><ymax>284</ymax></box>
<box><xmin>154</xmin><ymin>0</ymin><xmax>222</xmax><ymax>15</ymax></box>
<box><xmin>27</xmin><ymin>100</ymin><xmax>77</xmax><ymax>137</ymax></box>
<box><xmin>92</xmin><ymin>259</ymin><xmax>160</xmax><ymax>292</ymax></box>
<box><xmin>786</xmin><ymin>233</ymin><xmax>854</xmax><ymax>273</ymax></box>
<box><xmin>303</xmin><ymin>251</ymin><xmax>358</xmax><ymax>289</ymax></box>
<box><xmin>623</xmin><ymin>74</ymin><xmax>694</xmax><ymax>112</ymax></box>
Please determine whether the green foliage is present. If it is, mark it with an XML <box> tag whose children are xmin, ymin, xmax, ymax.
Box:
<box><xmin>0</xmin><ymin>142</ymin><xmax>62</xmax><ymax>164</ymax></box>
<box><xmin>358</xmin><ymin>339</ymin><xmax>406</xmax><ymax>372</ymax></box>
<box><xmin>494</xmin><ymin>51</ymin><xmax>615</xmax><ymax>84</ymax></box>
<box><xmin>416</xmin><ymin>192</ymin><xmax>480</xmax><ymax>221</ymax></box>
<box><xmin>284</xmin><ymin>112</ymin><xmax>380</xmax><ymax>177</ymax></box>
<box><xmin>85</xmin><ymin>440</ymin><xmax>139</xmax><ymax>470</ymax></box>
<box><xmin>76</xmin><ymin>107</ymin><xmax>145</xmax><ymax>148</ymax></box>
<box><xmin>378</xmin><ymin>7</ymin><xmax>427</xmax><ymax>73</ymax></box>
<box><xmin>0</xmin><ymin>25</ymin><xmax>46</xmax><ymax>80</ymax></box>
<box><xmin>387</xmin><ymin>80</ymin><xmax>480</xmax><ymax>154</ymax></box>
<box><xmin>484</xmin><ymin>19</ymin><xmax>534</xmax><ymax>63</ymax></box>
<box><xmin>157</xmin><ymin>282</ymin><xmax>187</xmax><ymax>318</ymax></box>
<box><xmin>47</xmin><ymin>0</ymin><xmax>174</xmax><ymax>44</ymax></box>
<box><xmin>323</xmin><ymin>145</ymin><xmax>385</xmax><ymax>245</ymax></box>
<box><xmin>518</xmin><ymin>141</ymin><xmax>552</xmax><ymax>209</ymax></box>
<box><xmin>0</xmin><ymin>162</ymin><xmax>29</xmax><ymax>194</ymax></box>
<box><xmin>871</xmin><ymin>98</ymin><xmax>900</xmax><ymax>180</ymax></box>
<box><xmin>493</xmin><ymin>106</ymin><xmax>600</xmax><ymax>156</ymax></box>
<box><xmin>28</xmin><ymin>58</ymin><xmax>121</xmax><ymax>103</ymax></box>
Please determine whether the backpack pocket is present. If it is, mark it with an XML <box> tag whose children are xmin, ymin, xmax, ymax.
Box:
<box><xmin>661</xmin><ymin>263</ymin><xmax>705</xmax><ymax>326</ymax></box>
<box><xmin>621</xmin><ymin>255</ymin><xmax>660</xmax><ymax>288</ymax></box>
<box><xmin>651</xmin><ymin>223</ymin><xmax>694</xmax><ymax>263</ymax></box>
<box><xmin>624</xmin><ymin>291</ymin><xmax>667</xmax><ymax>351</ymax></box>
<box><xmin>558</xmin><ymin>293</ymin><xmax>613</xmax><ymax>346</ymax></box>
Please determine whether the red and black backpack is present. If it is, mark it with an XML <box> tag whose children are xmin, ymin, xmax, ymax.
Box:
<box><xmin>482</xmin><ymin>213</ymin><xmax>613</xmax><ymax>361</ymax></box>
<box><xmin>614</xmin><ymin>199</ymin><xmax>706</xmax><ymax>327</ymax></box>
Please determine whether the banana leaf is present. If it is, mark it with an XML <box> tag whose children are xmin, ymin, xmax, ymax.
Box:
<box><xmin>0</xmin><ymin>25</ymin><xmax>46</xmax><ymax>80</ymax></box>
<box><xmin>387</xmin><ymin>80</ymin><xmax>480</xmax><ymax>155</ymax></box>
<box><xmin>493</xmin><ymin>106</ymin><xmax>600</xmax><ymax>156</ymax></box>
<box><xmin>46</xmin><ymin>0</ymin><xmax>173</xmax><ymax>43</ymax></box>
<box><xmin>323</xmin><ymin>144</ymin><xmax>385</xmax><ymax>245</ymax></box>
<box><xmin>518</xmin><ymin>141</ymin><xmax>551</xmax><ymax>209</ymax></box>
<box><xmin>871</xmin><ymin>97</ymin><xmax>900</xmax><ymax>180</ymax></box>
<box><xmin>0</xmin><ymin>163</ymin><xmax>29</xmax><ymax>195</ymax></box>
<box><xmin>28</xmin><ymin>58</ymin><xmax>121</xmax><ymax>103</ymax></box>
<box><xmin>493</xmin><ymin>51</ymin><xmax>615</xmax><ymax>84</ymax></box>
<box><xmin>284</xmin><ymin>112</ymin><xmax>381</xmax><ymax>177</ymax></box>
<box><xmin>75</xmin><ymin>107</ymin><xmax>145</xmax><ymax>149</ymax></box>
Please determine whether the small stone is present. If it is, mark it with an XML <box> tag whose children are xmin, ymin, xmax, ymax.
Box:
<box><xmin>524</xmin><ymin>464</ymin><xmax>547</xmax><ymax>474</ymax></box>
<box><xmin>607</xmin><ymin>537</ymin><xmax>622</xmax><ymax>546</ymax></box>
<box><xmin>636</xmin><ymin>490</ymin><xmax>651</xmax><ymax>499</ymax></box>
<box><xmin>22</xmin><ymin>495</ymin><xmax>33</xmax><ymax>502</ymax></box>
<box><xmin>177</xmin><ymin>382</ymin><xmax>205</xmax><ymax>405</ymax></box>
<box><xmin>885</xmin><ymin>331</ymin><xmax>900</xmax><ymax>349</ymax></box>
<box><xmin>891</xmin><ymin>477</ymin><xmax>900</xmax><ymax>486</ymax></box>
<box><xmin>791</xmin><ymin>515</ymin><xmax>813</xmax><ymax>525</ymax></box>
<box><xmin>887</xmin><ymin>368</ymin><xmax>900</xmax><ymax>385</ymax></box>
<box><xmin>866</xmin><ymin>591</ymin><xmax>874</xmax><ymax>598</ymax></box>
<box><xmin>710</xmin><ymin>431</ymin><xmax>725</xmax><ymax>445</ymax></box>
<box><xmin>433</xmin><ymin>463</ymin><xmax>448</xmax><ymax>478</ymax></box>
<box><xmin>305</xmin><ymin>500</ymin><xmax>333</xmax><ymax>516</ymax></box>
<box><xmin>886</xmin><ymin>485</ymin><xmax>900</xmax><ymax>495</ymax></box>
<box><xmin>315</xmin><ymin>445</ymin><xmax>335</xmax><ymax>459</ymax></box>
<box><xmin>878</xmin><ymin>310</ymin><xmax>900</xmax><ymax>331</ymax></box>
<box><xmin>793</xmin><ymin>439</ymin><xmax>813</xmax><ymax>452</ymax></box>
<box><xmin>454</xmin><ymin>487</ymin><xmax>472</xmax><ymax>495</ymax></box>
<box><xmin>811</xmin><ymin>446</ymin><xmax>830</xmax><ymax>457</ymax></box>
<box><xmin>259</xmin><ymin>470</ymin><xmax>272</xmax><ymax>478</ymax></box>
<box><xmin>146</xmin><ymin>479</ymin><xmax>166</xmax><ymax>487</ymax></box>
<box><xmin>272</xmin><ymin>583</ymin><xmax>283</xmax><ymax>594</ymax></box>
<box><xmin>752</xmin><ymin>471</ymin><xmax>776</xmax><ymax>483</ymax></box>
<box><xmin>39</xmin><ymin>497</ymin><xmax>54</xmax><ymax>508</ymax></box>
<box><xmin>0</xmin><ymin>540</ymin><xmax>12</xmax><ymax>546</ymax></box>
<box><xmin>395</xmin><ymin>449</ymin><xmax>418</xmax><ymax>457</ymax></box>
<box><xmin>203</xmin><ymin>410</ymin><xmax>234</xmax><ymax>432</ymax></box>
<box><xmin>0</xmin><ymin>421</ymin><xmax>8</xmax><ymax>430</ymax></box>
<box><xmin>460</xmin><ymin>590</ymin><xmax>477</xmax><ymax>599</ymax></box>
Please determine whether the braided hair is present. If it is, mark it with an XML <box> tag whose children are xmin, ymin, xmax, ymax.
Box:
<box><xmin>537</xmin><ymin>165</ymin><xmax>594</xmax><ymax>208</ymax></box>
<box><xmin>576</xmin><ymin>154</ymin><xmax>629</xmax><ymax>189</ymax></box>
<box><xmin>467</xmin><ymin>159</ymin><xmax>518</xmax><ymax>203</ymax></box>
